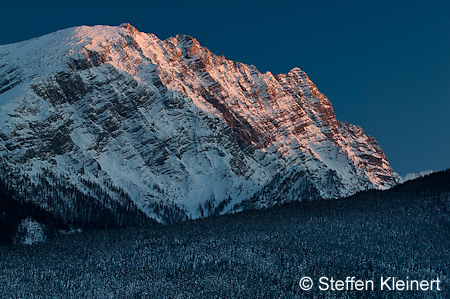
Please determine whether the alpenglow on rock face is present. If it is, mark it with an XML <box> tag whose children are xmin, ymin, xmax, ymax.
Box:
<box><xmin>0</xmin><ymin>24</ymin><xmax>399</xmax><ymax>224</ymax></box>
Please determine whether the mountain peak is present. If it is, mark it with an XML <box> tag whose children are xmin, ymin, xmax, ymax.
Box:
<box><xmin>119</xmin><ymin>23</ymin><xmax>138</xmax><ymax>34</ymax></box>
<box><xmin>172</xmin><ymin>34</ymin><xmax>202</xmax><ymax>51</ymax></box>
<box><xmin>289</xmin><ymin>66</ymin><xmax>304</xmax><ymax>74</ymax></box>
<box><xmin>0</xmin><ymin>25</ymin><xmax>399</xmax><ymax>224</ymax></box>
<box><xmin>175</xmin><ymin>34</ymin><xmax>197</xmax><ymax>42</ymax></box>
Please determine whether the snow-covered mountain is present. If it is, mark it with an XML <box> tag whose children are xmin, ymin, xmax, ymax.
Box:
<box><xmin>0</xmin><ymin>24</ymin><xmax>399</xmax><ymax>224</ymax></box>
<box><xmin>400</xmin><ymin>170</ymin><xmax>435</xmax><ymax>183</ymax></box>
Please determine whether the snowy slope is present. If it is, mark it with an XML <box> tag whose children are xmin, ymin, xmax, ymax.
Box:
<box><xmin>0</xmin><ymin>24</ymin><xmax>400</xmax><ymax>223</ymax></box>
<box><xmin>400</xmin><ymin>170</ymin><xmax>435</xmax><ymax>183</ymax></box>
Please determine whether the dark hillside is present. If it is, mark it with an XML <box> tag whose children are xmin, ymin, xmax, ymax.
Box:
<box><xmin>0</xmin><ymin>169</ymin><xmax>449</xmax><ymax>298</ymax></box>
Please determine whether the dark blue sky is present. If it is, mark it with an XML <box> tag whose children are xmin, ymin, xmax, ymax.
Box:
<box><xmin>1</xmin><ymin>0</ymin><xmax>449</xmax><ymax>175</ymax></box>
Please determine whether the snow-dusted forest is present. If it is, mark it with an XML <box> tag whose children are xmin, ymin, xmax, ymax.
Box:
<box><xmin>0</xmin><ymin>170</ymin><xmax>449</xmax><ymax>298</ymax></box>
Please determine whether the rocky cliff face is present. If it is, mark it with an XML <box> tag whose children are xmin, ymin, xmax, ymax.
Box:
<box><xmin>0</xmin><ymin>24</ymin><xmax>399</xmax><ymax>224</ymax></box>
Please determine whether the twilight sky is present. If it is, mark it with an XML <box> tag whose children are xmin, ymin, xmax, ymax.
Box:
<box><xmin>1</xmin><ymin>0</ymin><xmax>449</xmax><ymax>175</ymax></box>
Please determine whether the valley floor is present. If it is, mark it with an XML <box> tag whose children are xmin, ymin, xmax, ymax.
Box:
<box><xmin>1</xmin><ymin>171</ymin><xmax>450</xmax><ymax>298</ymax></box>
